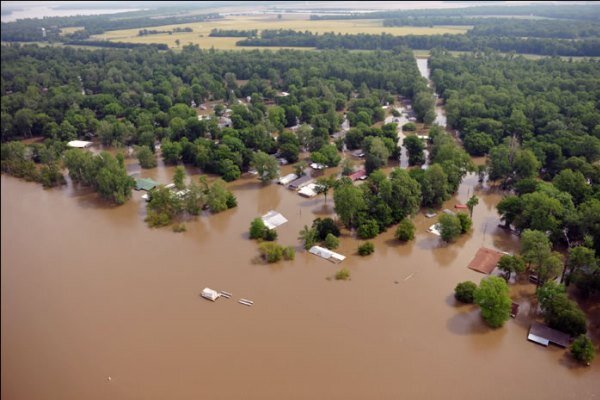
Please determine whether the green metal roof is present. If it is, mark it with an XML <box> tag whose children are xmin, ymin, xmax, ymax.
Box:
<box><xmin>135</xmin><ymin>178</ymin><xmax>159</xmax><ymax>191</ymax></box>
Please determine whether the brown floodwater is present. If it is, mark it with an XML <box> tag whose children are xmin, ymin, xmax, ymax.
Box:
<box><xmin>2</xmin><ymin>162</ymin><xmax>599</xmax><ymax>400</ymax></box>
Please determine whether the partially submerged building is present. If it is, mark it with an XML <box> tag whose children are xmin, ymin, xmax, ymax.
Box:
<box><xmin>467</xmin><ymin>247</ymin><xmax>507</xmax><ymax>274</ymax></box>
<box><xmin>309</xmin><ymin>246</ymin><xmax>346</xmax><ymax>263</ymax></box>
<box><xmin>261</xmin><ymin>210</ymin><xmax>288</xmax><ymax>230</ymax></box>
<box><xmin>288</xmin><ymin>175</ymin><xmax>313</xmax><ymax>190</ymax></box>
<box><xmin>527</xmin><ymin>322</ymin><xmax>570</xmax><ymax>348</ymax></box>
<box><xmin>67</xmin><ymin>140</ymin><xmax>93</xmax><ymax>149</ymax></box>
<box><xmin>278</xmin><ymin>173</ymin><xmax>298</xmax><ymax>185</ymax></box>
<box><xmin>134</xmin><ymin>178</ymin><xmax>159</xmax><ymax>191</ymax></box>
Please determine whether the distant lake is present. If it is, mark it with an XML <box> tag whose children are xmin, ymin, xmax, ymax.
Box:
<box><xmin>1</xmin><ymin>6</ymin><xmax>141</xmax><ymax>22</ymax></box>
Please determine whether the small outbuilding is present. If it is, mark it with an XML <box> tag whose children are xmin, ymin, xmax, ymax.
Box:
<box><xmin>134</xmin><ymin>178</ymin><xmax>159</xmax><ymax>191</ymax></box>
<box><xmin>261</xmin><ymin>210</ymin><xmax>288</xmax><ymax>230</ymax></box>
<box><xmin>201</xmin><ymin>288</ymin><xmax>220</xmax><ymax>302</ymax></box>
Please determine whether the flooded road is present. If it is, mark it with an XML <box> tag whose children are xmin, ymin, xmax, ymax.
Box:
<box><xmin>416</xmin><ymin>57</ymin><xmax>447</xmax><ymax>127</ymax></box>
<box><xmin>2</xmin><ymin>57</ymin><xmax>598</xmax><ymax>400</ymax></box>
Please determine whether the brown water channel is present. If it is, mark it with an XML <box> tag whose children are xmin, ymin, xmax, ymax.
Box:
<box><xmin>2</xmin><ymin>59</ymin><xmax>598</xmax><ymax>399</ymax></box>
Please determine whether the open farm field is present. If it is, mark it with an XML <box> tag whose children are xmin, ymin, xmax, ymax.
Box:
<box><xmin>91</xmin><ymin>15</ymin><xmax>470</xmax><ymax>49</ymax></box>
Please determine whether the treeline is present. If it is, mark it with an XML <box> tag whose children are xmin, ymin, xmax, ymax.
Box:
<box><xmin>1</xmin><ymin>44</ymin><xmax>431</xmax><ymax>183</ymax></box>
<box><xmin>383</xmin><ymin>17</ymin><xmax>600</xmax><ymax>39</ymax></box>
<box><xmin>237</xmin><ymin>30</ymin><xmax>600</xmax><ymax>57</ymax></box>
<box><xmin>309</xmin><ymin>4</ymin><xmax>600</xmax><ymax>21</ymax></box>
<box><xmin>0</xmin><ymin>12</ymin><xmax>219</xmax><ymax>42</ymax></box>
<box><xmin>139</xmin><ymin>27</ymin><xmax>193</xmax><ymax>36</ymax></box>
<box><xmin>209</xmin><ymin>29</ymin><xmax>258</xmax><ymax>37</ymax></box>
<box><xmin>428</xmin><ymin>51</ymin><xmax>600</xmax><ymax>297</ymax></box>
<box><xmin>63</xmin><ymin>40</ymin><xmax>169</xmax><ymax>50</ymax></box>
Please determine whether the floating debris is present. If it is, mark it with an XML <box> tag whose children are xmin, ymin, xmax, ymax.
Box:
<box><xmin>220</xmin><ymin>291</ymin><xmax>232</xmax><ymax>299</ymax></box>
<box><xmin>239</xmin><ymin>298</ymin><xmax>254</xmax><ymax>306</ymax></box>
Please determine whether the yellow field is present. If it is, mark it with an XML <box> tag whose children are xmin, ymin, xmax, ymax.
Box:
<box><xmin>91</xmin><ymin>15</ymin><xmax>470</xmax><ymax>50</ymax></box>
<box><xmin>59</xmin><ymin>26</ymin><xmax>84</xmax><ymax>36</ymax></box>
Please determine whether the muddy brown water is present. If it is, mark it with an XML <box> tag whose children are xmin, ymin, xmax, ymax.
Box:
<box><xmin>3</xmin><ymin>164</ymin><xmax>598</xmax><ymax>400</ymax></box>
<box><xmin>2</xmin><ymin>59</ymin><xmax>598</xmax><ymax>399</ymax></box>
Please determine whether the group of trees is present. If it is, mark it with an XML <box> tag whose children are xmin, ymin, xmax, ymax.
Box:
<box><xmin>428</xmin><ymin>51</ymin><xmax>599</xmax><ymax>298</ymax></box>
<box><xmin>298</xmin><ymin>217</ymin><xmax>341</xmax><ymax>250</ymax></box>
<box><xmin>2</xmin><ymin>44</ymin><xmax>433</xmax><ymax>185</ymax></box>
<box><xmin>1</xmin><ymin>140</ymin><xmax>66</xmax><ymax>188</ymax></box>
<box><xmin>537</xmin><ymin>282</ymin><xmax>587</xmax><ymax>337</ymax></box>
<box><xmin>455</xmin><ymin>276</ymin><xmax>512</xmax><ymax>328</ymax></box>
<box><xmin>63</xmin><ymin>149</ymin><xmax>134</xmax><ymax>204</ymax></box>
<box><xmin>0</xmin><ymin>9</ymin><xmax>219</xmax><ymax>42</ymax></box>
<box><xmin>209</xmin><ymin>29</ymin><xmax>257</xmax><ymax>37</ymax></box>
<box><xmin>238</xmin><ymin>30</ymin><xmax>600</xmax><ymax>57</ymax></box>
<box><xmin>145</xmin><ymin>174</ymin><xmax>236</xmax><ymax>227</ymax></box>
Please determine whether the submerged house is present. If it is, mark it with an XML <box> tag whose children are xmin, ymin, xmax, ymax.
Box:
<box><xmin>288</xmin><ymin>175</ymin><xmax>313</xmax><ymax>190</ymax></box>
<box><xmin>261</xmin><ymin>210</ymin><xmax>288</xmax><ymax>230</ymax></box>
<box><xmin>309</xmin><ymin>246</ymin><xmax>346</xmax><ymax>263</ymax></box>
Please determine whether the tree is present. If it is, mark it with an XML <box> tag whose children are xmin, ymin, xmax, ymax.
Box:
<box><xmin>474</xmin><ymin>276</ymin><xmax>512</xmax><ymax>328</ymax></box>
<box><xmin>553</xmin><ymin>169</ymin><xmax>590</xmax><ymax>205</ymax></box>
<box><xmin>395</xmin><ymin>219</ymin><xmax>415</xmax><ymax>242</ymax></box>
<box><xmin>565</xmin><ymin>246</ymin><xmax>597</xmax><ymax>284</ymax></box>
<box><xmin>537</xmin><ymin>281</ymin><xmax>587</xmax><ymax>336</ymax></box>
<box><xmin>173</xmin><ymin>166</ymin><xmax>186</xmax><ymax>190</ymax></box>
<box><xmin>403</xmin><ymin>135</ymin><xmax>425</xmax><ymax>166</ymax></box>
<box><xmin>333</xmin><ymin>181</ymin><xmax>366</xmax><ymax>228</ymax></box>
<box><xmin>298</xmin><ymin>225</ymin><xmax>317</xmax><ymax>250</ymax></box>
<box><xmin>420</xmin><ymin>164</ymin><xmax>449</xmax><ymax>207</ymax></box>
<box><xmin>145</xmin><ymin>185</ymin><xmax>182</xmax><ymax>227</ymax></box>
<box><xmin>293</xmin><ymin>160</ymin><xmax>307</xmax><ymax>177</ymax></box>
<box><xmin>258</xmin><ymin>242</ymin><xmax>283</xmax><ymax>263</ymax></box>
<box><xmin>464</xmin><ymin>131</ymin><xmax>494</xmax><ymax>156</ymax></box>
<box><xmin>521</xmin><ymin>229</ymin><xmax>551</xmax><ymax>270</ymax></box>
<box><xmin>315</xmin><ymin>175</ymin><xmax>336</xmax><ymax>204</ymax></box>
<box><xmin>249</xmin><ymin>217</ymin><xmax>266</xmax><ymax>240</ymax></box>
<box><xmin>312</xmin><ymin>217</ymin><xmax>340</xmax><ymax>241</ymax></box>
<box><xmin>514</xmin><ymin>149</ymin><xmax>540</xmax><ymax>181</ymax></box>
<box><xmin>335</xmin><ymin>268</ymin><xmax>351</xmax><ymax>280</ymax></box>
<box><xmin>457</xmin><ymin>213</ymin><xmax>472</xmax><ymax>233</ymax></box>
<box><xmin>466</xmin><ymin>195</ymin><xmax>479</xmax><ymax>218</ymax></box>
<box><xmin>389</xmin><ymin>168</ymin><xmax>422</xmax><ymax>221</ymax></box>
<box><xmin>455</xmin><ymin>281</ymin><xmax>477</xmax><ymax>303</ymax></box>
<box><xmin>439</xmin><ymin>214</ymin><xmax>462</xmax><ymax>243</ymax></box>
<box><xmin>364</xmin><ymin>137</ymin><xmax>390</xmax><ymax>173</ymax></box>
<box><xmin>207</xmin><ymin>179</ymin><xmax>234</xmax><ymax>213</ymax></box>
<box><xmin>570</xmin><ymin>335</ymin><xmax>596</xmax><ymax>366</ymax></box>
<box><xmin>324</xmin><ymin>233</ymin><xmax>340</xmax><ymax>250</ymax></box>
<box><xmin>357</xmin><ymin>219</ymin><xmax>379</xmax><ymax>239</ymax></box>
<box><xmin>135</xmin><ymin>146</ymin><xmax>157</xmax><ymax>169</ymax></box>
<box><xmin>251</xmin><ymin>151</ymin><xmax>279</xmax><ymax>183</ymax></box>
<box><xmin>497</xmin><ymin>255</ymin><xmax>525</xmax><ymax>281</ymax></box>
<box><xmin>358</xmin><ymin>242</ymin><xmax>375</xmax><ymax>256</ymax></box>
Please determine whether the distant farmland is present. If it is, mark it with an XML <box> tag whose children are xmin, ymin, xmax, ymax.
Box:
<box><xmin>90</xmin><ymin>15</ymin><xmax>470</xmax><ymax>50</ymax></box>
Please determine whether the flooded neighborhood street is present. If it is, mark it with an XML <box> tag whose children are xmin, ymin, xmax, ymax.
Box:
<box><xmin>2</xmin><ymin>56</ymin><xmax>598</xmax><ymax>400</ymax></box>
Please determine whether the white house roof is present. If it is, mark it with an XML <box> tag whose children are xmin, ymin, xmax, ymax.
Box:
<box><xmin>261</xmin><ymin>210</ymin><xmax>288</xmax><ymax>230</ymax></box>
<box><xmin>298</xmin><ymin>183</ymin><xmax>319</xmax><ymax>198</ymax></box>
<box><xmin>278</xmin><ymin>173</ymin><xmax>298</xmax><ymax>185</ymax></box>
<box><xmin>309</xmin><ymin>246</ymin><xmax>346</xmax><ymax>263</ymax></box>
<box><xmin>201</xmin><ymin>288</ymin><xmax>220</xmax><ymax>301</ymax></box>
<box><xmin>67</xmin><ymin>140</ymin><xmax>93</xmax><ymax>148</ymax></box>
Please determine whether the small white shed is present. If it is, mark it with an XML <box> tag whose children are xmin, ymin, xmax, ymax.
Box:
<box><xmin>201</xmin><ymin>288</ymin><xmax>220</xmax><ymax>301</ymax></box>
